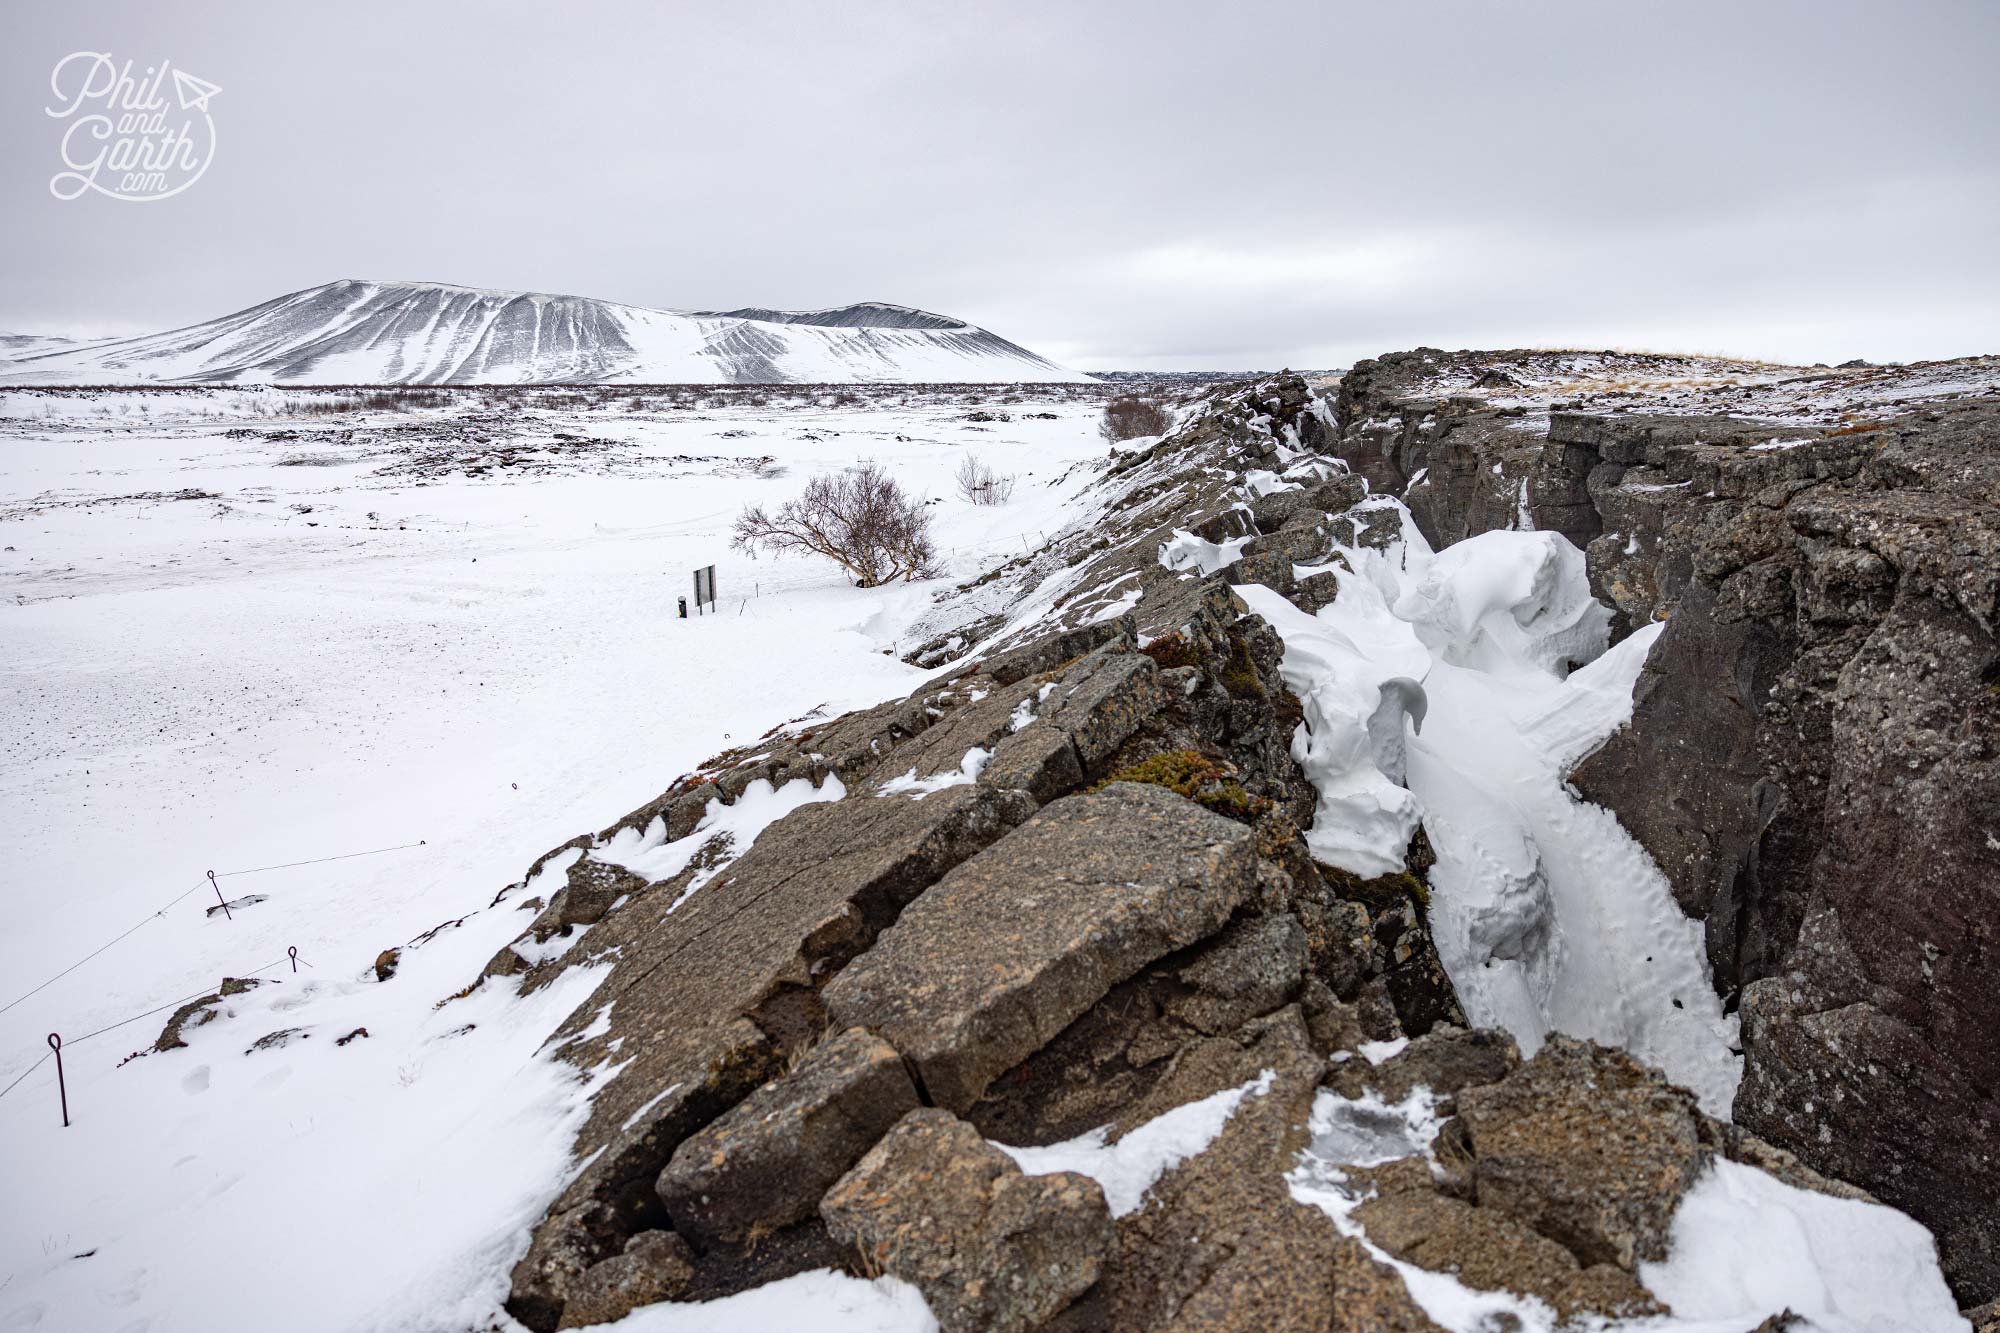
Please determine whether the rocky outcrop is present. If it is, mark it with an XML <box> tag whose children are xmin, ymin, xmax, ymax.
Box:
<box><xmin>468</xmin><ymin>360</ymin><xmax>1988</xmax><ymax>1327</ymax></box>
<box><xmin>1331</xmin><ymin>350</ymin><xmax>1999</xmax><ymax>1302</ymax></box>
<box><xmin>1564</xmin><ymin>409</ymin><xmax>1999</xmax><ymax>1300</ymax></box>
<box><xmin>1104</xmin><ymin>1009</ymin><xmax>1360</xmax><ymax>1331</ymax></box>
<box><xmin>474</xmin><ymin>375</ymin><xmax>1482</xmax><ymax>1331</ymax></box>
<box><xmin>151</xmin><ymin>976</ymin><xmax>267</xmax><ymax>1052</ymax></box>
<box><xmin>821</xmin><ymin>1108</ymin><xmax>1112</xmax><ymax>1333</ymax></box>
<box><xmin>655</xmin><ymin>1027</ymin><xmax>919</xmax><ymax>1248</ymax></box>
<box><xmin>1455</xmin><ymin>1034</ymin><xmax>1705</xmax><ymax>1270</ymax></box>
<box><xmin>1349</xmin><ymin>1191</ymin><xmax>1661</xmax><ymax>1323</ymax></box>
<box><xmin>554</xmin><ymin>1231</ymin><xmax>695</xmax><ymax>1330</ymax></box>
<box><xmin>822</xmin><ymin>783</ymin><xmax>1259</xmax><ymax>1112</ymax></box>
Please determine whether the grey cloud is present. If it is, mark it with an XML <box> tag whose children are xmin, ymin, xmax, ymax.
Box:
<box><xmin>0</xmin><ymin>0</ymin><xmax>1994</xmax><ymax>368</ymax></box>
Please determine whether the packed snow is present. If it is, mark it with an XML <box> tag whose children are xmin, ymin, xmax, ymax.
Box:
<box><xmin>1158</xmin><ymin>526</ymin><xmax>1255</xmax><ymax>576</ymax></box>
<box><xmin>996</xmin><ymin>1070</ymin><xmax>1275</xmax><ymax>1216</ymax></box>
<box><xmin>597</xmin><ymin>773</ymin><xmax>847</xmax><ymax>908</ymax></box>
<box><xmin>876</xmin><ymin>745</ymin><xmax>991</xmax><ymax>797</ymax></box>
<box><xmin>592</xmin><ymin>1270</ymin><xmax>935</xmax><ymax>1331</ymax></box>
<box><xmin>1238</xmin><ymin>509</ymin><xmax>1741</xmax><ymax>1117</ymax></box>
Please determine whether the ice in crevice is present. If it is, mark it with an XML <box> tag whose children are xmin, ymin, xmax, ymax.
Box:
<box><xmin>1235</xmin><ymin>505</ymin><xmax>1740</xmax><ymax>1118</ymax></box>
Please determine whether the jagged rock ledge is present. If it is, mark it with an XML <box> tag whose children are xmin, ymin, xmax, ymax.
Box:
<box><xmin>389</xmin><ymin>359</ymin><xmax>1996</xmax><ymax>1329</ymax></box>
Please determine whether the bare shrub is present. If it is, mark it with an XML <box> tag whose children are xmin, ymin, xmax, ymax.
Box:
<box><xmin>1099</xmin><ymin>395</ymin><xmax>1173</xmax><ymax>442</ymax></box>
<box><xmin>732</xmin><ymin>462</ymin><xmax>939</xmax><ymax>586</ymax></box>
<box><xmin>284</xmin><ymin>394</ymin><xmax>360</xmax><ymax>416</ymax></box>
<box><xmin>954</xmin><ymin>453</ymin><xmax>1016</xmax><ymax>506</ymax></box>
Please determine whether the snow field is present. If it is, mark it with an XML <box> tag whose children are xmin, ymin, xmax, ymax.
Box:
<box><xmin>0</xmin><ymin>390</ymin><xmax>1111</xmax><ymax>1332</ymax></box>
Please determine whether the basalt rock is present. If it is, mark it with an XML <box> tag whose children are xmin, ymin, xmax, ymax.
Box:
<box><xmin>655</xmin><ymin>1027</ymin><xmax>919</xmax><ymax>1249</ymax></box>
<box><xmin>1572</xmin><ymin>408</ymin><xmax>2000</xmax><ymax>1299</ymax></box>
<box><xmin>1455</xmin><ymin>1035</ymin><xmax>1706</xmax><ymax>1271</ymax></box>
<box><xmin>500</xmin><ymin>777</ymin><xmax>1037</xmax><ymax>1329</ymax></box>
<box><xmin>555</xmin><ymin>1231</ymin><xmax>696</xmax><ymax>1329</ymax></box>
<box><xmin>820</xmin><ymin>1108</ymin><xmax>1111</xmax><ymax>1333</ymax></box>
<box><xmin>153</xmin><ymin>976</ymin><xmax>267</xmax><ymax>1052</ymax></box>
<box><xmin>1105</xmin><ymin>1009</ymin><xmax>1358</xmax><ymax>1332</ymax></box>
<box><xmin>821</xmin><ymin>783</ymin><xmax>1259</xmax><ymax>1112</ymax></box>
<box><xmin>1351</xmin><ymin>1190</ymin><xmax>1662</xmax><ymax>1322</ymax></box>
<box><xmin>1324</xmin><ymin>1024</ymin><xmax>1520</xmax><ymax>1105</ymax></box>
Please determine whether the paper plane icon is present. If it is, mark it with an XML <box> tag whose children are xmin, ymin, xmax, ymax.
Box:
<box><xmin>171</xmin><ymin>68</ymin><xmax>221</xmax><ymax>112</ymax></box>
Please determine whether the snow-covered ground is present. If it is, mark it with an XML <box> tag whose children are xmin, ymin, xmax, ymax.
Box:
<box><xmin>0</xmin><ymin>387</ymin><xmax>1115</xmax><ymax>1332</ymax></box>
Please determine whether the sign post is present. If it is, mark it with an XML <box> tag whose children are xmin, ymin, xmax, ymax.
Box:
<box><xmin>692</xmin><ymin>565</ymin><xmax>717</xmax><ymax>615</ymax></box>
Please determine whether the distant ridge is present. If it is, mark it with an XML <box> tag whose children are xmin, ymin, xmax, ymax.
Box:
<box><xmin>0</xmin><ymin>280</ymin><xmax>1089</xmax><ymax>385</ymax></box>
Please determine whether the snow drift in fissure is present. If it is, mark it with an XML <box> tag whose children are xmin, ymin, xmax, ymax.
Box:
<box><xmin>1237</xmin><ymin>506</ymin><xmax>1742</xmax><ymax>1118</ymax></box>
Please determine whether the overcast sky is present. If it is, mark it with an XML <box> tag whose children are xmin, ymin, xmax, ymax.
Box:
<box><xmin>3</xmin><ymin>0</ymin><xmax>1996</xmax><ymax>369</ymax></box>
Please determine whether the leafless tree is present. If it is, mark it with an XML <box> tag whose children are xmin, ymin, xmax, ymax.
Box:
<box><xmin>1099</xmin><ymin>395</ymin><xmax>1173</xmax><ymax>443</ymax></box>
<box><xmin>732</xmin><ymin>461</ymin><xmax>939</xmax><ymax>586</ymax></box>
<box><xmin>954</xmin><ymin>453</ymin><xmax>1016</xmax><ymax>506</ymax></box>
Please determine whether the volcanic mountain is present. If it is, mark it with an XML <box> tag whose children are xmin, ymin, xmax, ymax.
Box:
<box><xmin>0</xmin><ymin>280</ymin><xmax>1087</xmax><ymax>385</ymax></box>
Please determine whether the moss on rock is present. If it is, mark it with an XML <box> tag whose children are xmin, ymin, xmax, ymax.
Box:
<box><xmin>1140</xmin><ymin>631</ymin><xmax>1201</xmax><ymax>670</ymax></box>
<box><xmin>1315</xmin><ymin>858</ymin><xmax>1432</xmax><ymax>914</ymax></box>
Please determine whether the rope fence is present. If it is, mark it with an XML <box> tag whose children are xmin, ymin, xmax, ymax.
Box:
<box><xmin>0</xmin><ymin>839</ymin><xmax>426</xmax><ymax>1018</ymax></box>
<box><xmin>0</xmin><ymin>834</ymin><xmax>428</xmax><ymax>1121</ymax></box>
<box><xmin>0</xmin><ymin>950</ymin><xmax>301</xmax><ymax>1106</ymax></box>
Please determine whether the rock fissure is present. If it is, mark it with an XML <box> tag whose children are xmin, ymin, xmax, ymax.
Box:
<box><xmin>464</xmin><ymin>362</ymin><xmax>1990</xmax><ymax>1329</ymax></box>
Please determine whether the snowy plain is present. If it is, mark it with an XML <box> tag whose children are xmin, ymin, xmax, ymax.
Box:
<box><xmin>0</xmin><ymin>385</ymin><xmax>1115</xmax><ymax>1332</ymax></box>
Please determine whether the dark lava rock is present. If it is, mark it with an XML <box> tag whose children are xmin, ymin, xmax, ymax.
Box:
<box><xmin>507</xmin><ymin>1201</ymin><xmax>631</xmax><ymax>1333</ymax></box>
<box><xmin>1564</xmin><ymin>403</ymin><xmax>2000</xmax><ymax>1298</ymax></box>
<box><xmin>1329</xmin><ymin>362</ymin><xmax>1997</xmax><ymax>1300</ymax></box>
<box><xmin>1323</xmin><ymin>1024</ymin><xmax>1520</xmax><ymax>1104</ymax></box>
<box><xmin>1038</xmin><ymin>649</ymin><xmax>1170</xmax><ymax>773</ymax></box>
<box><xmin>984</xmin><ymin>615</ymin><xmax>1136</xmax><ymax>685</ymax></box>
<box><xmin>1328</xmin><ymin>1236</ymin><xmax>1449</xmax><ymax>1333</ymax></box>
<box><xmin>821</xmin><ymin>782</ymin><xmax>1259</xmax><ymax>1112</ymax></box>
<box><xmin>1352</xmin><ymin>1190</ymin><xmax>1661</xmax><ymax>1322</ymax></box>
<box><xmin>983</xmin><ymin>722</ymin><xmax>1084</xmax><ymax>804</ymax></box>
<box><xmin>153</xmin><ymin>976</ymin><xmax>266</xmax><ymax>1052</ymax></box>
<box><xmin>1456</xmin><ymin>1035</ymin><xmax>1705</xmax><ymax>1271</ymax></box>
<box><xmin>1105</xmin><ymin>1008</ymin><xmax>1443</xmax><ymax>1332</ymax></box>
<box><xmin>1162</xmin><ymin>911</ymin><xmax>1308</xmax><ymax>1035</ymax></box>
<box><xmin>821</xmin><ymin>1108</ymin><xmax>1110</xmax><ymax>1333</ymax></box>
<box><xmin>554</xmin><ymin>856</ymin><xmax>647</xmax><ymax>928</ymax></box>
<box><xmin>244</xmin><ymin>1027</ymin><xmax>306</xmax><ymax>1054</ymax></box>
<box><xmin>555</xmin><ymin>1230</ymin><xmax>695</xmax><ymax>1329</ymax></box>
<box><xmin>656</xmin><ymin>1027</ymin><xmax>918</xmax><ymax>1248</ymax></box>
<box><xmin>505</xmin><ymin>780</ymin><xmax>1034</xmax><ymax>1326</ymax></box>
